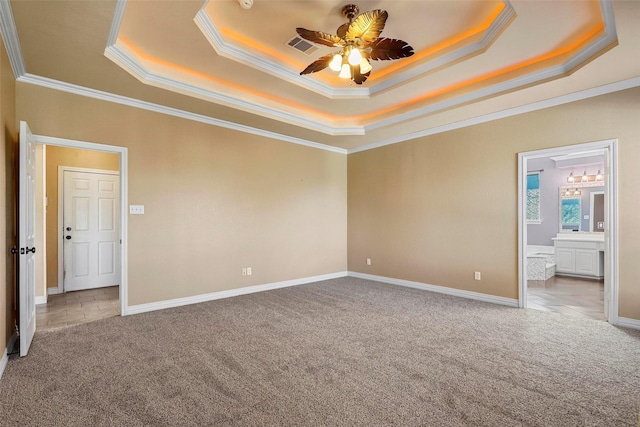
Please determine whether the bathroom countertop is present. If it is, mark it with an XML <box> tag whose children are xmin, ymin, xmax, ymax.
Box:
<box><xmin>552</xmin><ymin>232</ymin><xmax>605</xmax><ymax>242</ymax></box>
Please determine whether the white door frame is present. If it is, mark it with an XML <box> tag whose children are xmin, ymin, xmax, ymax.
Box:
<box><xmin>517</xmin><ymin>139</ymin><xmax>619</xmax><ymax>325</ymax></box>
<box><xmin>34</xmin><ymin>134</ymin><xmax>129</xmax><ymax>316</ymax></box>
<box><xmin>57</xmin><ymin>167</ymin><xmax>120</xmax><ymax>294</ymax></box>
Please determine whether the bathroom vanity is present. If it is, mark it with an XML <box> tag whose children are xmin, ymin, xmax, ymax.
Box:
<box><xmin>552</xmin><ymin>233</ymin><xmax>604</xmax><ymax>279</ymax></box>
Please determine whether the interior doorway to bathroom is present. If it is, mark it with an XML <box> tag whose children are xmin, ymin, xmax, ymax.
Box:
<box><xmin>517</xmin><ymin>139</ymin><xmax>618</xmax><ymax>324</ymax></box>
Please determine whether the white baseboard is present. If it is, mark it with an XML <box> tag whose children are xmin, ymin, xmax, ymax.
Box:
<box><xmin>36</xmin><ymin>295</ymin><xmax>47</xmax><ymax>305</ymax></box>
<box><xmin>0</xmin><ymin>334</ymin><xmax>17</xmax><ymax>380</ymax></box>
<box><xmin>348</xmin><ymin>271</ymin><xmax>519</xmax><ymax>307</ymax></box>
<box><xmin>125</xmin><ymin>271</ymin><xmax>349</xmax><ymax>316</ymax></box>
<box><xmin>615</xmin><ymin>317</ymin><xmax>640</xmax><ymax>330</ymax></box>
<box><xmin>47</xmin><ymin>287</ymin><xmax>61</xmax><ymax>295</ymax></box>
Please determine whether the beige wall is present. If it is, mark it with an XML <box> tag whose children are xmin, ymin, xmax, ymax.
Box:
<box><xmin>1</xmin><ymin>34</ymin><xmax>17</xmax><ymax>351</ymax></box>
<box><xmin>16</xmin><ymin>83</ymin><xmax>348</xmax><ymax>306</ymax></box>
<box><xmin>5</xmin><ymin>63</ymin><xmax>638</xmax><ymax>339</ymax></box>
<box><xmin>349</xmin><ymin>86</ymin><xmax>640</xmax><ymax>320</ymax></box>
<box><xmin>45</xmin><ymin>146</ymin><xmax>120</xmax><ymax>289</ymax></box>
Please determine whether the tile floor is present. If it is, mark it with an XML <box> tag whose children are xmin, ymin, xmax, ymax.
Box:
<box><xmin>36</xmin><ymin>286</ymin><xmax>120</xmax><ymax>332</ymax></box>
<box><xmin>527</xmin><ymin>275</ymin><xmax>605</xmax><ymax>321</ymax></box>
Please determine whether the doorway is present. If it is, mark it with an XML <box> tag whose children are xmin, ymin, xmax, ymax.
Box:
<box><xmin>36</xmin><ymin>148</ymin><xmax>125</xmax><ymax>332</ymax></box>
<box><xmin>590</xmin><ymin>191</ymin><xmax>605</xmax><ymax>232</ymax></box>
<box><xmin>18</xmin><ymin>123</ymin><xmax>129</xmax><ymax>355</ymax></box>
<box><xmin>517</xmin><ymin>139</ymin><xmax>619</xmax><ymax>324</ymax></box>
<box><xmin>30</xmin><ymin>134</ymin><xmax>127</xmax><ymax>333</ymax></box>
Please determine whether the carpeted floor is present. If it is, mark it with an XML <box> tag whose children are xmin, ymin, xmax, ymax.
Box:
<box><xmin>1</xmin><ymin>277</ymin><xmax>639</xmax><ymax>426</ymax></box>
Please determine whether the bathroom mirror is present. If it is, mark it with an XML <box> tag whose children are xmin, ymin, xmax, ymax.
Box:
<box><xmin>560</xmin><ymin>196</ymin><xmax>581</xmax><ymax>231</ymax></box>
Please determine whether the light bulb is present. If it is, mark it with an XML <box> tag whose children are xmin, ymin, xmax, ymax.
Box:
<box><xmin>596</xmin><ymin>170</ymin><xmax>603</xmax><ymax>181</ymax></box>
<box><xmin>348</xmin><ymin>48</ymin><xmax>362</xmax><ymax>66</ymax></box>
<box><xmin>359</xmin><ymin>58</ymin><xmax>372</xmax><ymax>74</ymax></box>
<box><xmin>339</xmin><ymin>63</ymin><xmax>351</xmax><ymax>79</ymax></box>
<box><xmin>329</xmin><ymin>54</ymin><xmax>342</xmax><ymax>72</ymax></box>
<box><xmin>568</xmin><ymin>172</ymin><xmax>574</xmax><ymax>183</ymax></box>
<box><xmin>582</xmin><ymin>171</ymin><xmax>588</xmax><ymax>182</ymax></box>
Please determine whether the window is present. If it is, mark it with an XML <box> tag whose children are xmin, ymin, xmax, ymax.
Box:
<box><xmin>561</xmin><ymin>197</ymin><xmax>581</xmax><ymax>231</ymax></box>
<box><xmin>526</xmin><ymin>173</ymin><xmax>540</xmax><ymax>223</ymax></box>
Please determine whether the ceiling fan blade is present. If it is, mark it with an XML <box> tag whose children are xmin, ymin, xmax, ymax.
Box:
<box><xmin>352</xmin><ymin>66</ymin><xmax>370</xmax><ymax>85</ymax></box>
<box><xmin>296</xmin><ymin>28</ymin><xmax>343</xmax><ymax>47</ymax></box>
<box><xmin>346</xmin><ymin>10</ymin><xmax>388</xmax><ymax>43</ymax></box>
<box><xmin>336</xmin><ymin>23</ymin><xmax>349</xmax><ymax>38</ymax></box>
<box><xmin>368</xmin><ymin>38</ymin><xmax>414</xmax><ymax>61</ymax></box>
<box><xmin>300</xmin><ymin>53</ymin><xmax>336</xmax><ymax>75</ymax></box>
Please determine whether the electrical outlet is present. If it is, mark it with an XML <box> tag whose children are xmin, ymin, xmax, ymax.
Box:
<box><xmin>366</xmin><ymin>258</ymin><xmax>371</xmax><ymax>266</ymax></box>
<box><xmin>247</xmin><ymin>267</ymin><xmax>252</xmax><ymax>276</ymax></box>
<box><xmin>474</xmin><ymin>271</ymin><xmax>481</xmax><ymax>280</ymax></box>
<box><xmin>242</xmin><ymin>268</ymin><xmax>247</xmax><ymax>276</ymax></box>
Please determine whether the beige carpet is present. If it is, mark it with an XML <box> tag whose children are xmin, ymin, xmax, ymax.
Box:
<box><xmin>1</xmin><ymin>277</ymin><xmax>639</xmax><ymax>426</ymax></box>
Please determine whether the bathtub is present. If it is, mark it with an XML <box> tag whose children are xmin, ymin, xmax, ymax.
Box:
<box><xmin>527</xmin><ymin>245</ymin><xmax>555</xmax><ymax>281</ymax></box>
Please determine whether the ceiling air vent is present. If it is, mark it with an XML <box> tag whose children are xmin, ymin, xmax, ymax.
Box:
<box><xmin>287</xmin><ymin>36</ymin><xmax>319</xmax><ymax>55</ymax></box>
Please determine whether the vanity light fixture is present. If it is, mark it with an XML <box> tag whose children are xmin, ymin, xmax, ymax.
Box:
<box><xmin>561</xmin><ymin>188</ymin><xmax>582</xmax><ymax>197</ymax></box>
<box><xmin>567</xmin><ymin>170</ymin><xmax>605</xmax><ymax>184</ymax></box>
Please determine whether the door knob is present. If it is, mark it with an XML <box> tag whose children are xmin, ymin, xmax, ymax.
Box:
<box><xmin>66</xmin><ymin>227</ymin><xmax>72</xmax><ymax>231</ymax></box>
<box><xmin>25</xmin><ymin>247</ymin><xmax>36</xmax><ymax>254</ymax></box>
<box><xmin>65</xmin><ymin>235</ymin><xmax>72</xmax><ymax>240</ymax></box>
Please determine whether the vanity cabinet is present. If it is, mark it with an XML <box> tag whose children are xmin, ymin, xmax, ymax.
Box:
<box><xmin>553</xmin><ymin>236</ymin><xmax>604</xmax><ymax>278</ymax></box>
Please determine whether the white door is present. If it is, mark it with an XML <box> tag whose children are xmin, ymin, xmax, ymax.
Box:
<box><xmin>63</xmin><ymin>171</ymin><xmax>120</xmax><ymax>292</ymax></box>
<box><xmin>19</xmin><ymin>121</ymin><xmax>37</xmax><ymax>356</ymax></box>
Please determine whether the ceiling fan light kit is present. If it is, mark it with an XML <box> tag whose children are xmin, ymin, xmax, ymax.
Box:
<box><xmin>296</xmin><ymin>4</ymin><xmax>414</xmax><ymax>85</ymax></box>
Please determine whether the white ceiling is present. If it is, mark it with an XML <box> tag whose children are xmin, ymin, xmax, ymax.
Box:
<box><xmin>4</xmin><ymin>0</ymin><xmax>640</xmax><ymax>152</ymax></box>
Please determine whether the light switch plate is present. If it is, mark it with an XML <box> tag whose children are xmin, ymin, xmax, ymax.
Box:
<box><xmin>129</xmin><ymin>205</ymin><xmax>144</xmax><ymax>215</ymax></box>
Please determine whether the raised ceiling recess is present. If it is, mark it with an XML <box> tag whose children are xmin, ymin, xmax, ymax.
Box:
<box><xmin>104</xmin><ymin>0</ymin><xmax>616</xmax><ymax>137</ymax></box>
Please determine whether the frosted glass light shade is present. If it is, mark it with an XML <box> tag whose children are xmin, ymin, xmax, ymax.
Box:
<box><xmin>348</xmin><ymin>48</ymin><xmax>362</xmax><ymax>65</ymax></box>
<box><xmin>339</xmin><ymin>63</ymin><xmax>351</xmax><ymax>79</ymax></box>
<box><xmin>329</xmin><ymin>54</ymin><xmax>342</xmax><ymax>72</ymax></box>
<box><xmin>359</xmin><ymin>58</ymin><xmax>372</xmax><ymax>74</ymax></box>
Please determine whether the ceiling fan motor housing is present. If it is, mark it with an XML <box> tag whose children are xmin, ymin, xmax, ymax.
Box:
<box><xmin>342</xmin><ymin>4</ymin><xmax>359</xmax><ymax>21</ymax></box>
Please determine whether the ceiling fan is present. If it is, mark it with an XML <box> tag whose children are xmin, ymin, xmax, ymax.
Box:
<box><xmin>296</xmin><ymin>4</ymin><xmax>414</xmax><ymax>84</ymax></box>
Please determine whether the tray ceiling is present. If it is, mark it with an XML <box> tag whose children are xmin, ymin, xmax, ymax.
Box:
<box><xmin>5</xmin><ymin>0</ymin><xmax>640</xmax><ymax>151</ymax></box>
